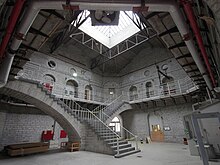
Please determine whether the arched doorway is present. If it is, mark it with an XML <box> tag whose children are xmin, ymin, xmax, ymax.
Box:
<box><xmin>129</xmin><ymin>86</ymin><xmax>138</xmax><ymax>101</ymax></box>
<box><xmin>149</xmin><ymin>113</ymin><xmax>164</xmax><ymax>142</ymax></box>
<box><xmin>162</xmin><ymin>76</ymin><xmax>175</xmax><ymax>95</ymax></box>
<box><xmin>42</xmin><ymin>74</ymin><xmax>56</xmax><ymax>92</ymax></box>
<box><xmin>109</xmin><ymin>116</ymin><xmax>121</xmax><ymax>135</ymax></box>
<box><xmin>65</xmin><ymin>80</ymin><xmax>78</xmax><ymax>98</ymax></box>
<box><xmin>146</xmin><ymin>82</ymin><xmax>153</xmax><ymax>98</ymax></box>
<box><xmin>85</xmin><ymin>85</ymin><xmax>92</xmax><ymax>100</ymax></box>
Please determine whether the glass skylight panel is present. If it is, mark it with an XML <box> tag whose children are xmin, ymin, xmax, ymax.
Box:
<box><xmin>72</xmin><ymin>10</ymin><xmax>140</xmax><ymax>48</ymax></box>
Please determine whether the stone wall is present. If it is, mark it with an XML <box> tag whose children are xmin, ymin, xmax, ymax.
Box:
<box><xmin>121</xmin><ymin>103</ymin><xmax>193</xmax><ymax>143</ymax></box>
<box><xmin>0</xmin><ymin>112</ymin><xmax>6</xmax><ymax>150</ymax></box>
<box><xmin>0</xmin><ymin>111</ymin><xmax>67</xmax><ymax>151</ymax></box>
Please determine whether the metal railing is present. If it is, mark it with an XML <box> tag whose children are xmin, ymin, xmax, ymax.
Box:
<box><xmin>18</xmin><ymin>65</ymin><xmax>198</xmax><ymax>104</ymax></box>
<box><xmin>92</xmin><ymin>94</ymin><xmax>138</xmax><ymax>150</ymax></box>
<box><xmin>94</xmin><ymin>95</ymin><xmax>124</xmax><ymax>121</ymax></box>
<box><xmin>124</xmin><ymin>78</ymin><xmax>198</xmax><ymax>102</ymax></box>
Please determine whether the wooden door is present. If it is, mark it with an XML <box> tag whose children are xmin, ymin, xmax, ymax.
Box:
<box><xmin>150</xmin><ymin>124</ymin><xmax>164</xmax><ymax>142</ymax></box>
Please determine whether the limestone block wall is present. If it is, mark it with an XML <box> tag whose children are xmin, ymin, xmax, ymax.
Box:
<box><xmin>0</xmin><ymin>112</ymin><xmax>68</xmax><ymax>151</ymax></box>
<box><xmin>0</xmin><ymin>112</ymin><xmax>6</xmax><ymax>150</ymax></box>
<box><xmin>19</xmin><ymin>52</ymin><xmax>104</xmax><ymax>102</ymax></box>
<box><xmin>120</xmin><ymin>58</ymin><xmax>188</xmax><ymax>98</ymax></box>
<box><xmin>121</xmin><ymin>103</ymin><xmax>193</xmax><ymax>143</ymax></box>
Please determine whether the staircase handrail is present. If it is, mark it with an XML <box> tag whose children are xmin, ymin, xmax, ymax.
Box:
<box><xmin>93</xmin><ymin>95</ymin><xmax>123</xmax><ymax>115</ymax></box>
<box><xmin>101</xmin><ymin>110</ymin><xmax>137</xmax><ymax>140</ymax></box>
<box><xmin>92</xmin><ymin>97</ymin><xmax>114</xmax><ymax>113</ymax></box>
<box><xmin>61</xmin><ymin>98</ymin><xmax>120</xmax><ymax>139</ymax></box>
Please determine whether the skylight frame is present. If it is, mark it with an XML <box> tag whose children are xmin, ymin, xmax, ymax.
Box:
<box><xmin>72</xmin><ymin>10</ymin><xmax>141</xmax><ymax>48</ymax></box>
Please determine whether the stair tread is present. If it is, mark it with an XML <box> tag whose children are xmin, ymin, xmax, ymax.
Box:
<box><xmin>116</xmin><ymin>146</ymin><xmax>135</xmax><ymax>152</ymax></box>
<box><xmin>114</xmin><ymin>149</ymin><xmax>141</xmax><ymax>158</ymax></box>
<box><xmin>108</xmin><ymin>140</ymin><xmax>127</xmax><ymax>145</ymax></box>
<box><xmin>111</xmin><ymin>143</ymin><xmax>131</xmax><ymax>148</ymax></box>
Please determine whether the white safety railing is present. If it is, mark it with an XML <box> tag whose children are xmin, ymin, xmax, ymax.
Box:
<box><xmin>94</xmin><ymin>95</ymin><xmax>124</xmax><ymax>121</ymax></box>
<box><xmin>92</xmin><ymin>95</ymin><xmax>139</xmax><ymax>150</ymax></box>
<box><xmin>124</xmin><ymin>78</ymin><xmax>198</xmax><ymax>102</ymax></box>
<box><xmin>18</xmin><ymin>66</ymin><xmax>198</xmax><ymax>104</ymax></box>
<box><xmin>52</xmin><ymin>96</ymin><xmax>122</xmax><ymax>155</ymax></box>
<box><xmin>52</xmin><ymin>83</ymin><xmax>106</xmax><ymax>103</ymax></box>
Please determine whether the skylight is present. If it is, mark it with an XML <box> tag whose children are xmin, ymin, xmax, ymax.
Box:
<box><xmin>72</xmin><ymin>11</ymin><xmax>140</xmax><ymax>48</ymax></box>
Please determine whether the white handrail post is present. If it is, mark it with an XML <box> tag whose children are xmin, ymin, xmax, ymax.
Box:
<box><xmin>178</xmin><ymin>80</ymin><xmax>182</xmax><ymax>94</ymax></box>
<box><xmin>167</xmin><ymin>83</ymin><xmax>170</xmax><ymax>95</ymax></box>
<box><xmin>117</xmin><ymin>138</ymin><xmax>119</xmax><ymax>156</ymax></box>
<box><xmin>135</xmin><ymin>135</ymin><xmax>138</xmax><ymax>150</ymax></box>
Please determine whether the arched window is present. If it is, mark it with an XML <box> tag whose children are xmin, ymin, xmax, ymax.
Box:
<box><xmin>146</xmin><ymin>82</ymin><xmax>153</xmax><ymax>98</ymax></box>
<box><xmin>109</xmin><ymin>117</ymin><xmax>121</xmax><ymax>133</ymax></box>
<box><xmin>85</xmin><ymin>85</ymin><xmax>92</xmax><ymax>100</ymax></box>
<box><xmin>162</xmin><ymin>76</ymin><xmax>175</xmax><ymax>95</ymax></box>
<box><xmin>42</xmin><ymin>74</ymin><xmax>56</xmax><ymax>92</ymax></box>
<box><xmin>129</xmin><ymin>86</ymin><xmax>138</xmax><ymax>101</ymax></box>
<box><xmin>66</xmin><ymin>80</ymin><xmax>78</xmax><ymax>98</ymax></box>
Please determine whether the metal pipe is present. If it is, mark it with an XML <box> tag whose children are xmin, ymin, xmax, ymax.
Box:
<box><xmin>0</xmin><ymin>0</ymin><xmax>26</xmax><ymax>88</ymax></box>
<box><xmin>0</xmin><ymin>0</ymin><xmax>26</xmax><ymax>58</ymax></box>
<box><xmin>180</xmin><ymin>0</ymin><xmax>216</xmax><ymax>88</ymax></box>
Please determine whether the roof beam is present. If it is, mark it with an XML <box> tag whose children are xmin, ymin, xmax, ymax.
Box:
<box><xmin>144</xmin><ymin>12</ymin><xmax>162</xmax><ymax>20</ymax></box>
<box><xmin>41</xmin><ymin>9</ymin><xmax>65</xmax><ymax>20</ymax></box>
<box><xmin>194</xmin><ymin>78</ymin><xmax>205</xmax><ymax>82</ymax></box>
<box><xmin>168</xmin><ymin>42</ymin><xmax>186</xmax><ymax>49</ymax></box>
<box><xmin>190</xmin><ymin>74</ymin><xmax>202</xmax><ymax>78</ymax></box>
<box><xmin>159</xmin><ymin>26</ymin><xmax>178</xmax><ymax>37</ymax></box>
<box><xmin>182</xmin><ymin>62</ymin><xmax>196</xmax><ymax>67</ymax></box>
<box><xmin>186</xmin><ymin>69</ymin><xmax>200</xmax><ymax>73</ymax></box>
<box><xmin>20</xmin><ymin>43</ymin><xmax>38</xmax><ymax>52</ymax></box>
<box><xmin>29</xmin><ymin>27</ymin><xmax>49</xmax><ymax>38</ymax></box>
<box><xmin>11</xmin><ymin>65</ymin><xmax>23</xmax><ymax>69</ymax></box>
<box><xmin>176</xmin><ymin>53</ymin><xmax>192</xmax><ymax>60</ymax></box>
<box><xmin>14</xmin><ymin>55</ymin><xmax>30</xmax><ymax>61</ymax></box>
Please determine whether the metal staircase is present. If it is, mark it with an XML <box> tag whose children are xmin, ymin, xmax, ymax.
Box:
<box><xmin>36</xmin><ymin>81</ymin><xmax>140</xmax><ymax>158</ymax></box>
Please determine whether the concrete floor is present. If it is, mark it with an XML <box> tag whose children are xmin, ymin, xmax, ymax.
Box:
<box><xmin>0</xmin><ymin>142</ymin><xmax>219</xmax><ymax>165</ymax></box>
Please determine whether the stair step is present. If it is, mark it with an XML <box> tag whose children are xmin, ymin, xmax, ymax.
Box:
<box><xmin>104</xmin><ymin>138</ymin><xmax>118</xmax><ymax>142</ymax></box>
<box><xmin>111</xmin><ymin>143</ymin><xmax>132</xmax><ymax>150</ymax></box>
<box><xmin>100</xmin><ymin>135</ymin><xmax>118</xmax><ymax>139</ymax></box>
<box><xmin>114</xmin><ymin>149</ymin><xmax>141</xmax><ymax>158</ymax></box>
<box><xmin>108</xmin><ymin>140</ymin><xmax>128</xmax><ymax>146</ymax></box>
<box><xmin>115</xmin><ymin>146</ymin><xmax>135</xmax><ymax>154</ymax></box>
<box><xmin>99</xmin><ymin>132</ymin><xmax>116</xmax><ymax>136</ymax></box>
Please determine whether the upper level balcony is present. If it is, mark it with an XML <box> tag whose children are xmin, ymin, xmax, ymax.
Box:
<box><xmin>17</xmin><ymin>66</ymin><xmax>199</xmax><ymax>106</ymax></box>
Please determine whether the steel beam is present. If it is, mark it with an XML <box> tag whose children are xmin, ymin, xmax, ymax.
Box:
<box><xmin>29</xmin><ymin>27</ymin><xmax>49</xmax><ymax>38</ymax></box>
<box><xmin>176</xmin><ymin>53</ymin><xmax>192</xmax><ymax>60</ymax></box>
<box><xmin>186</xmin><ymin>69</ymin><xmax>200</xmax><ymax>73</ymax></box>
<box><xmin>182</xmin><ymin>62</ymin><xmax>196</xmax><ymax>67</ymax></box>
<box><xmin>41</xmin><ymin>9</ymin><xmax>65</xmax><ymax>20</ymax></box>
<box><xmin>168</xmin><ymin>42</ymin><xmax>186</xmax><ymax>49</ymax></box>
<box><xmin>20</xmin><ymin>43</ymin><xmax>38</xmax><ymax>52</ymax></box>
<box><xmin>159</xmin><ymin>26</ymin><xmax>178</xmax><ymax>37</ymax></box>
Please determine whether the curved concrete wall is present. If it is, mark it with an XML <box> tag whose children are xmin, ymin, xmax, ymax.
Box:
<box><xmin>0</xmin><ymin>80</ymin><xmax>86</xmax><ymax>147</ymax></box>
<box><xmin>0</xmin><ymin>80</ymin><xmax>115</xmax><ymax>155</ymax></box>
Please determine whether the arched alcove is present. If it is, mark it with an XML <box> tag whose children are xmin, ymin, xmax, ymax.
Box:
<box><xmin>42</xmin><ymin>74</ymin><xmax>56</xmax><ymax>84</ymax></box>
<box><xmin>65</xmin><ymin>80</ymin><xmax>79</xmax><ymax>98</ymax></box>
<box><xmin>42</xmin><ymin>74</ymin><xmax>56</xmax><ymax>92</ymax></box>
<box><xmin>146</xmin><ymin>81</ymin><xmax>153</xmax><ymax>98</ymax></box>
<box><xmin>162</xmin><ymin>76</ymin><xmax>176</xmax><ymax>95</ymax></box>
<box><xmin>85</xmin><ymin>85</ymin><xmax>92</xmax><ymax>100</ymax></box>
<box><xmin>129</xmin><ymin>86</ymin><xmax>138</xmax><ymax>101</ymax></box>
